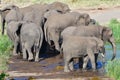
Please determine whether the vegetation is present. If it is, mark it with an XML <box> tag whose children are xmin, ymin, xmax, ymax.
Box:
<box><xmin>0</xmin><ymin>72</ymin><xmax>9</xmax><ymax>80</ymax></box>
<box><xmin>0</xmin><ymin>33</ymin><xmax>12</xmax><ymax>71</ymax></box>
<box><xmin>105</xmin><ymin>59</ymin><xmax>120</xmax><ymax>80</ymax></box>
<box><xmin>108</xmin><ymin>19</ymin><xmax>120</xmax><ymax>43</ymax></box>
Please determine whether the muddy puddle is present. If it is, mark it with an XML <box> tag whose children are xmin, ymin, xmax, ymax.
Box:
<box><xmin>6</xmin><ymin>44</ymin><xmax>120</xmax><ymax>79</ymax></box>
<box><xmin>7</xmin><ymin>55</ymin><xmax>106</xmax><ymax>79</ymax></box>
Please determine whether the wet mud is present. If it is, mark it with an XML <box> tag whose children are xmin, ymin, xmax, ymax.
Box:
<box><xmin>6</xmin><ymin>52</ymin><xmax>113</xmax><ymax>80</ymax></box>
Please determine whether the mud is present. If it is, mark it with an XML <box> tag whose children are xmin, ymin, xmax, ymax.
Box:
<box><xmin>6</xmin><ymin>52</ymin><xmax>112</xmax><ymax>80</ymax></box>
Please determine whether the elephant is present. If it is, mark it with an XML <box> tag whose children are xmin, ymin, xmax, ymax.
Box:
<box><xmin>6</xmin><ymin>21</ymin><xmax>22</xmax><ymax>55</ymax></box>
<box><xmin>61</xmin><ymin>36</ymin><xmax>105</xmax><ymax>72</ymax></box>
<box><xmin>5</xmin><ymin>5</ymin><xmax>23</xmax><ymax>55</ymax></box>
<box><xmin>0</xmin><ymin>1</ymin><xmax>70</xmax><ymax>35</ymax></box>
<box><xmin>44</xmin><ymin>11</ymin><xmax>92</xmax><ymax>52</ymax></box>
<box><xmin>61</xmin><ymin>25</ymin><xmax>116</xmax><ymax>61</ymax></box>
<box><xmin>18</xmin><ymin>21</ymin><xmax>43</xmax><ymax>62</ymax></box>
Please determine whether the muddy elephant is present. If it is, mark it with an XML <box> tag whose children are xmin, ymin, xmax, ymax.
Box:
<box><xmin>61</xmin><ymin>36</ymin><xmax>105</xmax><ymax>72</ymax></box>
<box><xmin>61</xmin><ymin>25</ymin><xmax>116</xmax><ymax>61</ymax></box>
<box><xmin>44</xmin><ymin>11</ymin><xmax>92</xmax><ymax>52</ymax></box>
<box><xmin>0</xmin><ymin>1</ymin><xmax>70</xmax><ymax>35</ymax></box>
<box><xmin>18</xmin><ymin>21</ymin><xmax>43</xmax><ymax>62</ymax></box>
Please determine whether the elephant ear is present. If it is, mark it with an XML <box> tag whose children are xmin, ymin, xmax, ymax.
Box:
<box><xmin>102</xmin><ymin>27</ymin><xmax>112</xmax><ymax>41</ymax></box>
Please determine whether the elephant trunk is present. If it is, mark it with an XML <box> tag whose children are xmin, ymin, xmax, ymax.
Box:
<box><xmin>109</xmin><ymin>37</ymin><xmax>116</xmax><ymax>61</ymax></box>
<box><xmin>1</xmin><ymin>16</ymin><xmax>5</xmax><ymax>35</ymax></box>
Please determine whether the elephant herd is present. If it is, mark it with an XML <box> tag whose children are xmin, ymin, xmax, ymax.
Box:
<box><xmin>0</xmin><ymin>1</ymin><xmax>116</xmax><ymax>72</ymax></box>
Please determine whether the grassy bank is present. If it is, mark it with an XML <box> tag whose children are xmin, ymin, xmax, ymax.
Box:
<box><xmin>1</xmin><ymin>0</ymin><xmax>120</xmax><ymax>9</ymax></box>
<box><xmin>0</xmin><ymin>34</ymin><xmax>12</xmax><ymax>71</ymax></box>
<box><xmin>108</xmin><ymin>19</ymin><xmax>120</xmax><ymax>43</ymax></box>
<box><xmin>105</xmin><ymin>59</ymin><xmax>120</xmax><ymax>80</ymax></box>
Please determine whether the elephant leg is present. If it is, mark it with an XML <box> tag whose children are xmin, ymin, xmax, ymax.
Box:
<box><xmin>87</xmin><ymin>49</ymin><xmax>96</xmax><ymax>71</ymax></box>
<box><xmin>13</xmin><ymin>38</ymin><xmax>19</xmax><ymax>56</ymax></box>
<box><xmin>69</xmin><ymin>60</ymin><xmax>74</xmax><ymax>71</ymax></box>
<box><xmin>26</xmin><ymin>45</ymin><xmax>34</xmax><ymax>61</ymax></box>
<box><xmin>64</xmin><ymin>57</ymin><xmax>71</xmax><ymax>72</ymax></box>
<box><xmin>35</xmin><ymin>47</ymin><xmax>39</xmax><ymax>62</ymax></box>
<box><xmin>13</xmin><ymin>43</ymin><xmax>18</xmax><ymax>56</ymax></box>
<box><xmin>82</xmin><ymin>56</ymin><xmax>89</xmax><ymax>71</ymax></box>
<box><xmin>51</xmin><ymin>33</ymin><xmax>60</xmax><ymax>52</ymax></box>
<box><xmin>22</xmin><ymin>43</ymin><xmax>27</xmax><ymax>60</ymax></box>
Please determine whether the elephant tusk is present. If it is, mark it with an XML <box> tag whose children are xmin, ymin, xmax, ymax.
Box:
<box><xmin>101</xmin><ymin>53</ymin><xmax>105</xmax><ymax>58</ymax></box>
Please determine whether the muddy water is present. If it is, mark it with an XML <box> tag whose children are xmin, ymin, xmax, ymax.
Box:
<box><xmin>7</xmin><ymin>44</ymin><xmax>120</xmax><ymax>79</ymax></box>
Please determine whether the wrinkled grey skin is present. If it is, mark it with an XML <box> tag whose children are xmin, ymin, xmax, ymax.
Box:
<box><xmin>5</xmin><ymin>5</ymin><xmax>23</xmax><ymax>55</ymax></box>
<box><xmin>7</xmin><ymin>21</ymin><xmax>22</xmax><ymax>55</ymax></box>
<box><xmin>61</xmin><ymin>36</ymin><xmax>104</xmax><ymax>72</ymax></box>
<box><xmin>0</xmin><ymin>1</ymin><xmax>70</xmax><ymax>35</ymax></box>
<box><xmin>44</xmin><ymin>11</ymin><xmax>92</xmax><ymax>52</ymax></box>
<box><xmin>20</xmin><ymin>22</ymin><xmax>43</xmax><ymax>62</ymax></box>
<box><xmin>61</xmin><ymin>25</ymin><xmax>116</xmax><ymax>61</ymax></box>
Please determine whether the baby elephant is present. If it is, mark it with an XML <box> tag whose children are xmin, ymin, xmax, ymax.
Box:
<box><xmin>61</xmin><ymin>36</ymin><xmax>104</xmax><ymax>72</ymax></box>
<box><xmin>20</xmin><ymin>22</ymin><xmax>43</xmax><ymax>62</ymax></box>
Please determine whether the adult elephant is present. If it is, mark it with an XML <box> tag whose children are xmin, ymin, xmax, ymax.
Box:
<box><xmin>5</xmin><ymin>5</ymin><xmax>23</xmax><ymax>55</ymax></box>
<box><xmin>61</xmin><ymin>25</ymin><xmax>116</xmax><ymax>61</ymax></box>
<box><xmin>44</xmin><ymin>11</ymin><xmax>92</xmax><ymax>52</ymax></box>
<box><xmin>0</xmin><ymin>1</ymin><xmax>70</xmax><ymax>35</ymax></box>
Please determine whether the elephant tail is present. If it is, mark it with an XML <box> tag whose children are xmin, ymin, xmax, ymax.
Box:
<box><xmin>39</xmin><ymin>28</ymin><xmax>44</xmax><ymax>52</ymax></box>
<box><xmin>44</xmin><ymin>24</ymin><xmax>50</xmax><ymax>45</ymax></box>
<box><xmin>44</xmin><ymin>24</ymin><xmax>48</xmax><ymax>42</ymax></box>
<box><xmin>59</xmin><ymin>44</ymin><xmax>63</xmax><ymax>59</ymax></box>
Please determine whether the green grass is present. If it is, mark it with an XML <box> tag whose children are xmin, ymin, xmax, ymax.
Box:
<box><xmin>0</xmin><ymin>34</ymin><xmax>12</xmax><ymax>71</ymax></box>
<box><xmin>105</xmin><ymin>59</ymin><xmax>120</xmax><ymax>80</ymax></box>
<box><xmin>108</xmin><ymin>19</ymin><xmax>120</xmax><ymax>43</ymax></box>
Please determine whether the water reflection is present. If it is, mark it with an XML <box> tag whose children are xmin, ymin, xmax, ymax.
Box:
<box><xmin>105</xmin><ymin>43</ymin><xmax>120</xmax><ymax>60</ymax></box>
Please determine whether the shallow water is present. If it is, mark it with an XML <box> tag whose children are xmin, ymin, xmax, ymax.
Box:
<box><xmin>105</xmin><ymin>43</ymin><xmax>120</xmax><ymax>60</ymax></box>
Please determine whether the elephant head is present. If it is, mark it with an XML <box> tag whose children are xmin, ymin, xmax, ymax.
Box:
<box><xmin>101</xmin><ymin>26</ymin><xmax>116</xmax><ymax>60</ymax></box>
<box><xmin>76</xmin><ymin>13</ymin><xmax>91</xmax><ymax>26</ymax></box>
<box><xmin>0</xmin><ymin>9</ymin><xmax>10</xmax><ymax>35</ymax></box>
<box><xmin>0</xmin><ymin>4</ymin><xmax>21</xmax><ymax>35</ymax></box>
<box><xmin>48</xmin><ymin>1</ymin><xmax>70</xmax><ymax>13</ymax></box>
<box><xmin>1</xmin><ymin>4</ymin><xmax>18</xmax><ymax>11</ymax></box>
<box><xmin>89</xmin><ymin>19</ymin><xmax>96</xmax><ymax>25</ymax></box>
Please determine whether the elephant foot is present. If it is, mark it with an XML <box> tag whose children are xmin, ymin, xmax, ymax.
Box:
<box><xmin>28</xmin><ymin>57</ymin><xmax>34</xmax><ymax>61</ymax></box>
<box><xmin>13</xmin><ymin>53</ymin><xmax>18</xmax><ymax>56</ymax></box>
<box><xmin>64</xmin><ymin>69</ymin><xmax>70</xmax><ymax>72</ymax></box>
<box><xmin>35</xmin><ymin>58</ymin><xmax>40</xmax><ymax>62</ymax></box>
<box><xmin>92</xmin><ymin>69</ymin><xmax>96</xmax><ymax>72</ymax></box>
<box><xmin>23</xmin><ymin>58</ymin><xmax>27</xmax><ymax>61</ymax></box>
<box><xmin>28</xmin><ymin>59</ymin><xmax>34</xmax><ymax>62</ymax></box>
<box><xmin>82</xmin><ymin>69</ymin><xmax>87</xmax><ymax>72</ymax></box>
